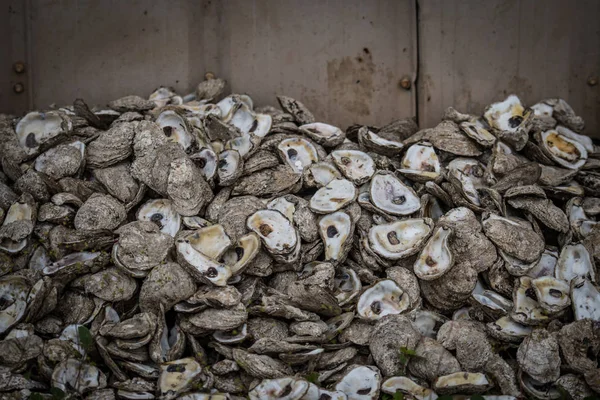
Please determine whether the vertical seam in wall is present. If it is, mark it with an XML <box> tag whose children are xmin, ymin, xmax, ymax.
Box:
<box><xmin>24</xmin><ymin>0</ymin><xmax>33</xmax><ymax>110</ymax></box>
<box><xmin>413</xmin><ymin>0</ymin><xmax>420</xmax><ymax>124</ymax></box>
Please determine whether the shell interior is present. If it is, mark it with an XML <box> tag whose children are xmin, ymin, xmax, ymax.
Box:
<box><xmin>368</xmin><ymin>218</ymin><xmax>433</xmax><ymax>260</ymax></box>
<box><xmin>16</xmin><ymin>111</ymin><xmax>68</xmax><ymax>155</ymax></box>
<box><xmin>556</xmin><ymin>244</ymin><xmax>595</xmax><ymax>283</ymax></box>
<box><xmin>187</xmin><ymin>224</ymin><xmax>232</xmax><ymax>260</ymax></box>
<box><xmin>309</xmin><ymin>179</ymin><xmax>357</xmax><ymax>213</ymax></box>
<box><xmin>247</xmin><ymin>209</ymin><xmax>298</xmax><ymax>254</ymax></box>
<box><xmin>414</xmin><ymin>226</ymin><xmax>454</xmax><ymax>280</ymax></box>
<box><xmin>278</xmin><ymin>138</ymin><xmax>319</xmax><ymax>173</ymax></box>
<box><xmin>540</xmin><ymin>129</ymin><xmax>587</xmax><ymax>170</ymax></box>
<box><xmin>334</xmin><ymin>366</ymin><xmax>381</xmax><ymax>400</ymax></box>
<box><xmin>369</xmin><ymin>173</ymin><xmax>420</xmax><ymax>216</ymax></box>
<box><xmin>400</xmin><ymin>143</ymin><xmax>441</xmax><ymax>180</ymax></box>
<box><xmin>357</xmin><ymin>279</ymin><xmax>411</xmax><ymax>320</ymax></box>
<box><xmin>319</xmin><ymin>211</ymin><xmax>352</xmax><ymax>261</ymax></box>
<box><xmin>137</xmin><ymin>199</ymin><xmax>181</xmax><ymax>237</ymax></box>
<box><xmin>331</xmin><ymin>150</ymin><xmax>375</xmax><ymax>184</ymax></box>
<box><xmin>156</xmin><ymin>110</ymin><xmax>193</xmax><ymax>151</ymax></box>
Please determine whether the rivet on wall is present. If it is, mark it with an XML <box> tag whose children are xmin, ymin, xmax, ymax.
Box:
<box><xmin>13</xmin><ymin>82</ymin><xmax>25</xmax><ymax>94</ymax></box>
<box><xmin>13</xmin><ymin>61</ymin><xmax>26</xmax><ymax>74</ymax></box>
<box><xmin>399</xmin><ymin>77</ymin><xmax>412</xmax><ymax>90</ymax></box>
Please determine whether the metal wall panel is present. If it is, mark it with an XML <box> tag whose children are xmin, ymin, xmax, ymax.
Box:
<box><xmin>27</xmin><ymin>0</ymin><xmax>206</xmax><ymax>112</ymax></box>
<box><xmin>3</xmin><ymin>0</ymin><xmax>417</xmax><ymax>130</ymax></box>
<box><xmin>3</xmin><ymin>0</ymin><xmax>599</xmax><ymax>138</ymax></box>
<box><xmin>417</xmin><ymin>0</ymin><xmax>600</xmax><ymax>138</ymax></box>
<box><xmin>0</xmin><ymin>0</ymin><xmax>30</xmax><ymax>114</ymax></box>
<box><xmin>203</xmin><ymin>0</ymin><xmax>418</xmax><ymax>128</ymax></box>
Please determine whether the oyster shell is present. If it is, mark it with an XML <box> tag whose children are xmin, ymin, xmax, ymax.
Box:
<box><xmin>331</xmin><ymin>150</ymin><xmax>375</xmax><ymax>185</ymax></box>
<box><xmin>15</xmin><ymin>111</ymin><xmax>72</xmax><ymax>157</ymax></box>
<box><xmin>483</xmin><ymin>94</ymin><xmax>532</xmax><ymax>150</ymax></box>
<box><xmin>136</xmin><ymin>198</ymin><xmax>181</xmax><ymax>237</ymax></box>
<box><xmin>399</xmin><ymin>142</ymin><xmax>441</xmax><ymax>181</ymax></box>
<box><xmin>368</xmin><ymin>218</ymin><xmax>433</xmax><ymax>260</ymax></box>
<box><xmin>334</xmin><ymin>365</ymin><xmax>381</xmax><ymax>400</ymax></box>
<box><xmin>537</xmin><ymin>128</ymin><xmax>588</xmax><ymax>170</ymax></box>
<box><xmin>413</xmin><ymin>226</ymin><xmax>453</xmax><ymax>280</ymax></box>
<box><xmin>357</xmin><ymin>280</ymin><xmax>411</xmax><ymax>320</ymax></box>
<box><xmin>300</xmin><ymin>122</ymin><xmax>344</xmax><ymax>148</ymax></box>
<box><xmin>6</xmin><ymin>84</ymin><xmax>600</xmax><ymax>399</ymax></box>
<box><xmin>369</xmin><ymin>172</ymin><xmax>420</xmax><ymax>216</ymax></box>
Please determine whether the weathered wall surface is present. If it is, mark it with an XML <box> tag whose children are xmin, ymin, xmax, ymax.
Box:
<box><xmin>1</xmin><ymin>0</ymin><xmax>599</xmax><ymax>137</ymax></box>
<box><xmin>418</xmin><ymin>0</ymin><xmax>600</xmax><ymax>137</ymax></box>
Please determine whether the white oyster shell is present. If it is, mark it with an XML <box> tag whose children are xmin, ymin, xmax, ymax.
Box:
<box><xmin>414</xmin><ymin>226</ymin><xmax>454</xmax><ymax>280</ymax></box>
<box><xmin>357</xmin><ymin>280</ymin><xmax>411</xmax><ymax>320</ymax></box>
<box><xmin>532</xmin><ymin>276</ymin><xmax>571</xmax><ymax>313</ymax></box>
<box><xmin>399</xmin><ymin>142</ymin><xmax>441</xmax><ymax>181</ymax></box>
<box><xmin>319</xmin><ymin>211</ymin><xmax>353</xmax><ymax>262</ymax></box>
<box><xmin>278</xmin><ymin>137</ymin><xmax>319</xmax><ymax>173</ymax></box>
<box><xmin>331</xmin><ymin>150</ymin><xmax>375</xmax><ymax>185</ymax></box>
<box><xmin>382</xmin><ymin>376</ymin><xmax>437</xmax><ymax>400</ymax></box>
<box><xmin>368</xmin><ymin>218</ymin><xmax>434</xmax><ymax>260</ymax></box>
<box><xmin>556</xmin><ymin>243</ymin><xmax>595</xmax><ymax>283</ymax></box>
<box><xmin>249</xmin><ymin>377</ymin><xmax>309</xmax><ymax>400</ymax></box>
<box><xmin>539</xmin><ymin>129</ymin><xmax>588</xmax><ymax>170</ymax></box>
<box><xmin>310</xmin><ymin>179</ymin><xmax>357</xmax><ymax>213</ymax></box>
<box><xmin>570</xmin><ymin>277</ymin><xmax>600</xmax><ymax>321</ymax></box>
<box><xmin>300</xmin><ymin>122</ymin><xmax>344</xmax><ymax>147</ymax></box>
<box><xmin>16</xmin><ymin>111</ymin><xmax>71</xmax><ymax>156</ymax></box>
<box><xmin>334</xmin><ymin>365</ymin><xmax>382</xmax><ymax>400</ymax></box>
<box><xmin>137</xmin><ymin>199</ymin><xmax>181</xmax><ymax>237</ymax></box>
<box><xmin>369</xmin><ymin>172</ymin><xmax>420</xmax><ymax>216</ymax></box>
<box><xmin>247</xmin><ymin>209</ymin><xmax>298</xmax><ymax>255</ymax></box>
<box><xmin>156</xmin><ymin>110</ymin><xmax>194</xmax><ymax>152</ymax></box>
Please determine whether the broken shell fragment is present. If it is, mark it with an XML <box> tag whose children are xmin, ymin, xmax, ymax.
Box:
<box><xmin>556</xmin><ymin>243</ymin><xmax>596</xmax><ymax>282</ymax></box>
<box><xmin>531</xmin><ymin>276</ymin><xmax>571</xmax><ymax>313</ymax></box>
<box><xmin>570</xmin><ymin>277</ymin><xmax>600</xmax><ymax>321</ymax></box>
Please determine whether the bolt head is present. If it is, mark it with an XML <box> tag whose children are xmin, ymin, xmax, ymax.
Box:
<box><xmin>205</xmin><ymin>72</ymin><xmax>216</xmax><ymax>80</ymax></box>
<box><xmin>588</xmin><ymin>77</ymin><xmax>598</xmax><ymax>87</ymax></box>
<box><xmin>13</xmin><ymin>82</ymin><xmax>24</xmax><ymax>94</ymax></box>
<box><xmin>399</xmin><ymin>78</ymin><xmax>411</xmax><ymax>90</ymax></box>
<box><xmin>13</xmin><ymin>62</ymin><xmax>26</xmax><ymax>74</ymax></box>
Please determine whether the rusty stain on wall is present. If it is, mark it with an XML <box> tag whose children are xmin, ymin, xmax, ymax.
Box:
<box><xmin>327</xmin><ymin>48</ymin><xmax>375</xmax><ymax>117</ymax></box>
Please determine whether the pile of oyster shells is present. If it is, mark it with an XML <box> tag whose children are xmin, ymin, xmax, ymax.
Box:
<box><xmin>0</xmin><ymin>77</ymin><xmax>599</xmax><ymax>400</ymax></box>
